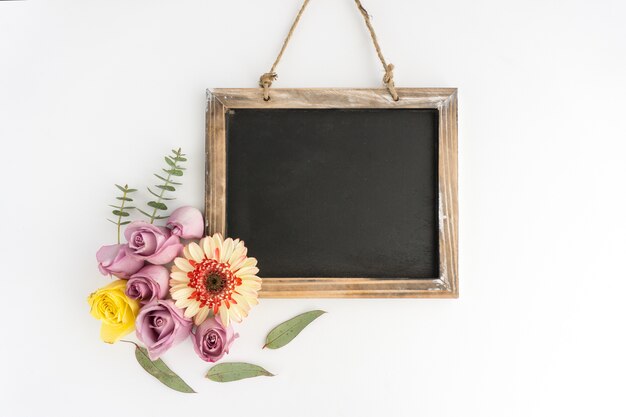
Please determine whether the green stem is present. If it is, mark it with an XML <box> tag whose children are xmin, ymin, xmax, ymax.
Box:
<box><xmin>149</xmin><ymin>173</ymin><xmax>170</xmax><ymax>224</ymax></box>
<box><xmin>148</xmin><ymin>148</ymin><xmax>181</xmax><ymax>224</ymax></box>
<box><xmin>117</xmin><ymin>186</ymin><xmax>128</xmax><ymax>243</ymax></box>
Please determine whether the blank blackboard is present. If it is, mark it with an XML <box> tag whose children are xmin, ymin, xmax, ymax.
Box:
<box><xmin>225</xmin><ymin>108</ymin><xmax>439</xmax><ymax>279</ymax></box>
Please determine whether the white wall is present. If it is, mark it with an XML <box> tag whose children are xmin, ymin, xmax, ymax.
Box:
<box><xmin>1</xmin><ymin>0</ymin><xmax>625</xmax><ymax>416</ymax></box>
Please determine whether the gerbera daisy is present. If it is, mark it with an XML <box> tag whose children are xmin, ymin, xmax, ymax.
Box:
<box><xmin>169</xmin><ymin>233</ymin><xmax>260</xmax><ymax>327</ymax></box>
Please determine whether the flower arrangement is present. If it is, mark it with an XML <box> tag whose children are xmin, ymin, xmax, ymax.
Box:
<box><xmin>88</xmin><ymin>149</ymin><xmax>325</xmax><ymax>392</ymax></box>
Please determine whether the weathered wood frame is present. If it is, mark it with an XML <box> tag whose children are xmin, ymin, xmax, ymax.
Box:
<box><xmin>206</xmin><ymin>88</ymin><xmax>458</xmax><ymax>298</ymax></box>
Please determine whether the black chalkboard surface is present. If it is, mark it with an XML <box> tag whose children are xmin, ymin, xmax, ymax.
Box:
<box><xmin>226</xmin><ymin>108</ymin><xmax>439</xmax><ymax>279</ymax></box>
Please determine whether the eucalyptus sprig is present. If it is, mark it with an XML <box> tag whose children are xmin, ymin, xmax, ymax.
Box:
<box><xmin>138</xmin><ymin>148</ymin><xmax>186</xmax><ymax>224</ymax></box>
<box><xmin>108</xmin><ymin>184</ymin><xmax>137</xmax><ymax>243</ymax></box>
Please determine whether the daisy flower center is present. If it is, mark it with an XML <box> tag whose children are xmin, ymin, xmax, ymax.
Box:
<box><xmin>205</xmin><ymin>272</ymin><xmax>225</xmax><ymax>293</ymax></box>
<box><xmin>187</xmin><ymin>258</ymin><xmax>242</xmax><ymax>314</ymax></box>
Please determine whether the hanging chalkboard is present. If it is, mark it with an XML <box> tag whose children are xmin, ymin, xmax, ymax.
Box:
<box><xmin>206</xmin><ymin>89</ymin><xmax>458</xmax><ymax>298</ymax></box>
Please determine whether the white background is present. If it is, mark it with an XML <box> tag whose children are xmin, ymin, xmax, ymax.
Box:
<box><xmin>1</xmin><ymin>0</ymin><xmax>625</xmax><ymax>416</ymax></box>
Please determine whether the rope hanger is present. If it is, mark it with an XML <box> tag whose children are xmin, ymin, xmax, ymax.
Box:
<box><xmin>259</xmin><ymin>0</ymin><xmax>399</xmax><ymax>102</ymax></box>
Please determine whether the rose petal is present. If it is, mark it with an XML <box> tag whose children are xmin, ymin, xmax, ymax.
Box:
<box><xmin>135</xmin><ymin>300</ymin><xmax>192</xmax><ymax>360</ymax></box>
<box><xmin>96</xmin><ymin>244</ymin><xmax>143</xmax><ymax>278</ymax></box>
<box><xmin>145</xmin><ymin>236</ymin><xmax>182</xmax><ymax>265</ymax></box>
<box><xmin>167</xmin><ymin>206</ymin><xmax>205</xmax><ymax>239</ymax></box>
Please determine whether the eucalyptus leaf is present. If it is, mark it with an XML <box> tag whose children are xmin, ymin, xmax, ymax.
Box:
<box><xmin>264</xmin><ymin>310</ymin><xmax>326</xmax><ymax>349</ymax></box>
<box><xmin>148</xmin><ymin>187</ymin><xmax>175</xmax><ymax>200</ymax></box>
<box><xmin>133</xmin><ymin>345</ymin><xmax>195</xmax><ymax>393</ymax></box>
<box><xmin>119</xmin><ymin>220</ymin><xmax>131</xmax><ymax>225</ymax></box>
<box><xmin>112</xmin><ymin>210</ymin><xmax>130</xmax><ymax>217</ymax></box>
<box><xmin>154</xmin><ymin>174</ymin><xmax>182</xmax><ymax>185</ymax></box>
<box><xmin>148</xmin><ymin>201</ymin><xmax>167</xmax><ymax>210</ymax></box>
<box><xmin>116</xmin><ymin>196</ymin><xmax>133</xmax><ymax>201</ymax></box>
<box><xmin>147</xmin><ymin>187</ymin><xmax>162</xmax><ymax>199</ymax></box>
<box><xmin>137</xmin><ymin>208</ymin><xmax>153</xmax><ymax>218</ymax></box>
<box><xmin>164</xmin><ymin>156</ymin><xmax>176</xmax><ymax>167</ymax></box>
<box><xmin>163</xmin><ymin>168</ymin><xmax>184</xmax><ymax>176</ymax></box>
<box><xmin>206</xmin><ymin>363</ymin><xmax>274</xmax><ymax>383</ymax></box>
<box><xmin>115</xmin><ymin>184</ymin><xmax>127</xmax><ymax>193</ymax></box>
<box><xmin>156</xmin><ymin>184</ymin><xmax>176</xmax><ymax>192</ymax></box>
<box><xmin>125</xmin><ymin>188</ymin><xmax>138</xmax><ymax>193</ymax></box>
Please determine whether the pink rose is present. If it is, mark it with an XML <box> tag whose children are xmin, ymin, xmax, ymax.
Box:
<box><xmin>192</xmin><ymin>316</ymin><xmax>238</xmax><ymax>362</ymax></box>
<box><xmin>125</xmin><ymin>265</ymin><xmax>169</xmax><ymax>304</ymax></box>
<box><xmin>166</xmin><ymin>206</ymin><xmax>204</xmax><ymax>239</ymax></box>
<box><xmin>135</xmin><ymin>300</ymin><xmax>192</xmax><ymax>360</ymax></box>
<box><xmin>124</xmin><ymin>221</ymin><xmax>182</xmax><ymax>265</ymax></box>
<box><xmin>96</xmin><ymin>244</ymin><xmax>144</xmax><ymax>278</ymax></box>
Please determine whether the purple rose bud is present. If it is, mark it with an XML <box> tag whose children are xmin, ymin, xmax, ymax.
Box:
<box><xmin>192</xmin><ymin>316</ymin><xmax>238</xmax><ymax>362</ymax></box>
<box><xmin>125</xmin><ymin>265</ymin><xmax>169</xmax><ymax>304</ymax></box>
<box><xmin>124</xmin><ymin>221</ymin><xmax>183</xmax><ymax>265</ymax></box>
<box><xmin>166</xmin><ymin>206</ymin><xmax>204</xmax><ymax>239</ymax></box>
<box><xmin>135</xmin><ymin>300</ymin><xmax>192</xmax><ymax>360</ymax></box>
<box><xmin>96</xmin><ymin>243</ymin><xmax>144</xmax><ymax>278</ymax></box>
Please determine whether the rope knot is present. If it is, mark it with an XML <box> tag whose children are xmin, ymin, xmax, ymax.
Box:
<box><xmin>383</xmin><ymin>63</ymin><xmax>399</xmax><ymax>101</ymax></box>
<box><xmin>259</xmin><ymin>72</ymin><xmax>278</xmax><ymax>101</ymax></box>
<box><xmin>259</xmin><ymin>72</ymin><xmax>278</xmax><ymax>88</ymax></box>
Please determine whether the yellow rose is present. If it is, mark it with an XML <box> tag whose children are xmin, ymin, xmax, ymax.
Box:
<box><xmin>87</xmin><ymin>280</ymin><xmax>139</xmax><ymax>343</ymax></box>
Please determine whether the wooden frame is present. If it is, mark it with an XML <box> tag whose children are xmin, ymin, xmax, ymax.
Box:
<box><xmin>206</xmin><ymin>88</ymin><xmax>458</xmax><ymax>298</ymax></box>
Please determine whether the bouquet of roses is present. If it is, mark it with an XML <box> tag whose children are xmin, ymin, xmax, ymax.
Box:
<box><xmin>88</xmin><ymin>149</ymin><xmax>324</xmax><ymax>392</ymax></box>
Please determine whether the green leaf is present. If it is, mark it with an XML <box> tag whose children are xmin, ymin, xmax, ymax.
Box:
<box><xmin>147</xmin><ymin>187</ymin><xmax>175</xmax><ymax>201</ymax></box>
<box><xmin>107</xmin><ymin>219</ymin><xmax>118</xmax><ymax>225</ymax></box>
<box><xmin>116</xmin><ymin>196</ymin><xmax>134</xmax><ymax>202</ymax></box>
<box><xmin>115</xmin><ymin>184</ymin><xmax>128</xmax><ymax>193</ymax></box>
<box><xmin>154</xmin><ymin>174</ymin><xmax>182</xmax><ymax>185</ymax></box>
<box><xmin>156</xmin><ymin>184</ymin><xmax>176</xmax><ymax>192</ymax></box>
<box><xmin>174</xmin><ymin>156</ymin><xmax>187</xmax><ymax>162</ymax></box>
<box><xmin>152</xmin><ymin>215</ymin><xmax>170</xmax><ymax>220</ymax></box>
<box><xmin>119</xmin><ymin>221</ymin><xmax>131</xmax><ymax>225</ymax></box>
<box><xmin>148</xmin><ymin>201</ymin><xmax>167</xmax><ymax>210</ymax></box>
<box><xmin>133</xmin><ymin>345</ymin><xmax>195</xmax><ymax>393</ymax></box>
<box><xmin>147</xmin><ymin>187</ymin><xmax>161</xmax><ymax>199</ymax></box>
<box><xmin>125</xmin><ymin>188</ymin><xmax>138</xmax><ymax>193</ymax></box>
<box><xmin>137</xmin><ymin>208</ymin><xmax>153</xmax><ymax>218</ymax></box>
<box><xmin>206</xmin><ymin>363</ymin><xmax>274</xmax><ymax>383</ymax></box>
<box><xmin>164</xmin><ymin>156</ymin><xmax>176</xmax><ymax>167</ymax></box>
<box><xmin>162</xmin><ymin>168</ymin><xmax>184</xmax><ymax>177</ymax></box>
<box><xmin>264</xmin><ymin>310</ymin><xmax>326</xmax><ymax>349</ymax></box>
<box><xmin>112</xmin><ymin>210</ymin><xmax>130</xmax><ymax>217</ymax></box>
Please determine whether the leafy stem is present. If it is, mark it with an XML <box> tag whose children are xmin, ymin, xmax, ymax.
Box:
<box><xmin>108</xmin><ymin>184</ymin><xmax>137</xmax><ymax>243</ymax></box>
<box><xmin>148</xmin><ymin>169</ymin><xmax>171</xmax><ymax>223</ymax></box>
<box><xmin>138</xmin><ymin>148</ymin><xmax>186</xmax><ymax>224</ymax></box>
